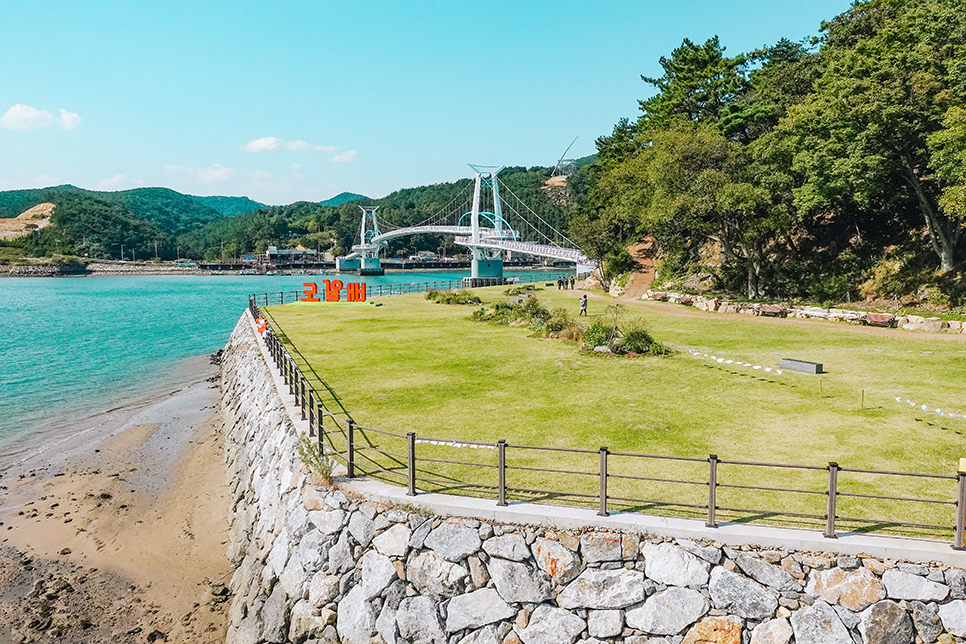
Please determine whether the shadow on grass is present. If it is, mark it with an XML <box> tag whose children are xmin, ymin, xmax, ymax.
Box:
<box><xmin>263</xmin><ymin>308</ymin><xmax>354</xmax><ymax>421</ymax></box>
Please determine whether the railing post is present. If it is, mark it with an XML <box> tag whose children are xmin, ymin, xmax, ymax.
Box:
<box><xmin>307</xmin><ymin>390</ymin><xmax>315</xmax><ymax>436</ymax></box>
<box><xmin>407</xmin><ymin>432</ymin><xmax>417</xmax><ymax>496</ymax></box>
<box><xmin>299</xmin><ymin>378</ymin><xmax>307</xmax><ymax>421</ymax></box>
<box><xmin>955</xmin><ymin>459</ymin><xmax>966</xmax><ymax>550</ymax></box>
<box><xmin>288</xmin><ymin>359</ymin><xmax>295</xmax><ymax>396</ymax></box>
<box><xmin>347</xmin><ymin>420</ymin><xmax>355</xmax><ymax>478</ymax></box>
<box><xmin>316</xmin><ymin>401</ymin><xmax>325</xmax><ymax>447</ymax></box>
<box><xmin>497</xmin><ymin>440</ymin><xmax>507</xmax><ymax>506</ymax></box>
<box><xmin>598</xmin><ymin>446</ymin><xmax>608</xmax><ymax>517</ymax></box>
<box><xmin>707</xmin><ymin>454</ymin><xmax>718</xmax><ymax>528</ymax></box>
<box><xmin>825</xmin><ymin>461</ymin><xmax>838</xmax><ymax>539</ymax></box>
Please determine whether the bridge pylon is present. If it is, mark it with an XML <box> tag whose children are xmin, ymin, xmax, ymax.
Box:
<box><xmin>468</xmin><ymin>164</ymin><xmax>505</xmax><ymax>279</ymax></box>
<box><xmin>337</xmin><ymin>205</ymin><xmax>385</xmax><ymax>275</ymax></box>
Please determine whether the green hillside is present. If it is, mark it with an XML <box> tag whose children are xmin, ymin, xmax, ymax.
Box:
<box><xmin>320</xmin><ymin>192</ymin><xmax>367</xmax><ymax>207</ymax></box>
<box><xmin>190</xmin><ymin>195</ymin><xmax>268</xmax><ymax>217</ymax></box>
<box><xmin>0</xmin><ymin>185</ymin><xmax>224</xmax><ymax>237</ymax></box>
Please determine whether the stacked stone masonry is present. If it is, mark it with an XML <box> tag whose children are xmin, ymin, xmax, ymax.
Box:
<box><xmin>221</xmin><ymin>315</ymin><xmax>966</xmax><ymax>644</ymax></box>
<box><xmin>641</xmin><ymin>290</ymin><xmax>965</xmax><ymax>334</ymax></box>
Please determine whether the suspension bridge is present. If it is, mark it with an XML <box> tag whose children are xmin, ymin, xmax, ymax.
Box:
<box><xmin>336</xmin><ymin>165</ymin><xmax>595</xmax><ymax>279</ymax></box>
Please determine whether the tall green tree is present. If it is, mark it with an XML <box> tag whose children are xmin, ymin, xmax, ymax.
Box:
<box><xmin>785</xmin><ymin>0</ymin><xmax>966</xmax><ymax>272</ymax></box>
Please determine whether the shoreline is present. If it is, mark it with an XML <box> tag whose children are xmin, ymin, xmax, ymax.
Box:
<box><xmin>0</xmin><ymin>368</ymin><xmax>232</xmax><ymax>643</ymax></box>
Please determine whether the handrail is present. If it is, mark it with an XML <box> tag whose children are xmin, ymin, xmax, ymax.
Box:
<box><xmin>246</xmin><ymin>298</ymin><xmax>966</xmax><ymax>550</ymax></box>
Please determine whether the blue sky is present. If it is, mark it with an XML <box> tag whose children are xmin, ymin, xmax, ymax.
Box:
<box><xmin>1</xmin><ymin>0</ymin><xmax>851</xmax><ymax>205</ymax></box>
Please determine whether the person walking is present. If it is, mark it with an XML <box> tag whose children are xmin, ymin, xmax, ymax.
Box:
<box><xmin>579</xmin><ymin>294</ymin><xmax>588</xmax><ymax>316</ymax></box>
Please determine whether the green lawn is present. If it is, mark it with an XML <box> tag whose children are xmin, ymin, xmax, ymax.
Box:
<box><xmin>264</xmin><ymin>285</ymin><xmax>966</xmax><ymax>541</ymax></box>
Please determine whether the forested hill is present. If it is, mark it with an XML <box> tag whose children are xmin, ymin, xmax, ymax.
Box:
<box><xmin>1</xmin><ymin>164</ymin><xmax>579</xmax><ymax>262</ymax></box>
<box><xmin>320</xmin><ymin>192</ymin><xmax>367</xmax><ymax>207</ymax></box>
<box><xmin>177</xmin><ymin>165</ymin><xmax>578</xmax><ymax>261</ymax></box>
<box><xmin>189</xmin><ymin>195</ymin><xmax>268</xmax><ymax>217</ymax></box>
<box><xmin>0</xmin><ymin>186</ymin><xmax>225</xmax><ymax>237</ymax></box>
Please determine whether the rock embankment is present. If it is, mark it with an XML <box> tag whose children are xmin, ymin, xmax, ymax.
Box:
<box><xmin>642</xmin><ymin>290</ymin><xmax>965</xmax><ymax>334</ymax></box>
<box><xmin>220</xmin><ymin>313</ymin><xmax>966</xmax><ymax>644</ymax></box>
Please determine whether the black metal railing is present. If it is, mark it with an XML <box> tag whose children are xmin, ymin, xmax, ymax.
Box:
<box><xmin>246</xmin><ymin>299</ymin><xmax>966</xmax><ymax>550</ymax></box>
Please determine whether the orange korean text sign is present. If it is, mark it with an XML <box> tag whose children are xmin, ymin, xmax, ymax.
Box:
<box><xmin>300</xmin><ymin>281</ymin><xmax>366</xmax><ymax>303</ymax></box>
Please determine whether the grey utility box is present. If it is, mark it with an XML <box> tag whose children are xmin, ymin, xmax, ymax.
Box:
<box><xmin>779</xmin><ymin>359</ymin><xmax>823</xmax><ymax>374</ymax></box>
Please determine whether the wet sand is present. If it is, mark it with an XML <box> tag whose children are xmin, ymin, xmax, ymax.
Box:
<box><xmin>0</xmin><ymin>367</ymin><xmax>233</xmax><ymax>644</ymax></box>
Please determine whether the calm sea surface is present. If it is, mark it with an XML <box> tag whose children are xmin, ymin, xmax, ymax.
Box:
<box><xmin>1</xmin><ymin>270</ymin><xmax>567</xmax><ymax>470</ymax></box>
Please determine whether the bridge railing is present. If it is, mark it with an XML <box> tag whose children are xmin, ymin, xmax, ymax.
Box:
<box><xmin>247</xmin><ymin>271</ymin><xmax>569</xmax><ymax>306</ymax></box>
<box><xmin>244</xmin><ymin>297</ymin><xmax>966</xmax><ymax>550</ymax></box>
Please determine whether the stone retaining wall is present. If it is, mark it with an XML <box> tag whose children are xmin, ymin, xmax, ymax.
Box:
<box><xmin>220</xmin><ymin>314</ymin><xmax>966</xmax><ymax>644</ymax></box>
<box><xmin>642</xmin><ymin>290</ymin><xmax>965</xmax><ymax>335</ymax></box>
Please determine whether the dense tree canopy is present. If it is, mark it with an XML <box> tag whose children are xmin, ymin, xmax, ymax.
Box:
<box><xmin>584</xmin><ymin>0</ymin><xmax>966</xmax><ymax>303</ymax></box>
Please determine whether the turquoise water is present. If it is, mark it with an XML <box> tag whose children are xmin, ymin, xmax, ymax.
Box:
<box><xmin>1</xmin><ymin>270</ymin><xmax>567</xmax><ymax>469</ymax></box>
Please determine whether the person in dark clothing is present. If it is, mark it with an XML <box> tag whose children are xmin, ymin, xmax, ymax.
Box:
<box><xmin>579</xmin><ymin>294</ymin><xmax>588</xmax><ymax>316</ymax></box>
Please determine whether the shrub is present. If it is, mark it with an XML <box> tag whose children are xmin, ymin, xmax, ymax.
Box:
<box><xmin>504</xmin><ymin>284</ymin><xmax>539</xmax><ymax>297</ymax></box>
<box><xmin>425</xmin><ymin>289</ymin><xmax>482</xmax><ymax>305</ymax></box>
<box><xmin>617</xmin><ymin>318</ymin><xmax>659</xmax><ymax>354</ymax></box>
<box><xmin>582</xmin><ymin>319</ymin><xmax>611</xmax><ymax>349</ymax></box>
<box><xmin>296</xmin><ymin>432</ymin><xmax>334</xmax><ymax>485</ymax></box>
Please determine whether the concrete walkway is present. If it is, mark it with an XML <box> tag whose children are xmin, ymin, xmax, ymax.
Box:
<box><xmin>246</xmin><ymin>310</ymin><xmax>966</xmax><ymax>568</ymax></box>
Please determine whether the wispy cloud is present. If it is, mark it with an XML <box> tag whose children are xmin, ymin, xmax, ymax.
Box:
<box><xmin>330</xmin><ymin>150</ymin><xmax>359</xmax><ymax>163</ymax></box>
<box><xmin>59</xmin><ymin>108</ymin><xmax>81</xmax><ymax>130</ymax></box>
<box><xmin>242</xmin><ymin>136</ymin><xmax>337</xmax><ymax>153</ymax></box>
<box><xmin>164</xmin><ymin>163</ymin><xmax>235</xmax><ymax>182</ymax></box>
<box><xmin>0</xmin><ymin>104</ymin><xmax>81</xmax><ymax>130</ymax></box>
<box><xmin>98</xmin><ymin>174</ymin><xmax>127</xmax><ymax>188</ymax></box>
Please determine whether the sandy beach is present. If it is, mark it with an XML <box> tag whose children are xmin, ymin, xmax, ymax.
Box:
<box><xmin>0</xmin><ymin>361</ymin><xmax>233</xmax><ymax>644</ymax></box>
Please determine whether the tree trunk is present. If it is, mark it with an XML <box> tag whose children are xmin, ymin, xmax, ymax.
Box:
<box><xmin>899</xmin><ymin>147</ymin><xmax>960</xmax><ymax>272</ymax></box>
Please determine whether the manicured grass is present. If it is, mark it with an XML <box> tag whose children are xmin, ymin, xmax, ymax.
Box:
<box><xmin>264</xmin><ymin>285</ymin><xmax>966</xmax><ymax>541</ymax></box>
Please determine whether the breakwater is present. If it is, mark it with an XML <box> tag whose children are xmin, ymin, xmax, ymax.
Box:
<box><xmin>221</xmin><ymin>313</ymin><xmax>966</xmax><ymax>644</ymax></box>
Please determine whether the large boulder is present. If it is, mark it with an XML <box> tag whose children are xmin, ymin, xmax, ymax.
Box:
<box><xmin>725</xmin><ymin>549</ymin><xmax>801</xmax><ymax>591</ymax></box>
<box><xmin>642</xmin><ymin>542</ymin><xmax>710</xmax><ymax>587</ymax></box>
<box><xmin>532</xmin><ymin>538</ymin><xmax>582</xmax><ymax>585</ymax></box>
<box><xmin>558</xmin><ymin>568</ymin><xmax>647</xmax><ymax>609</ymax></box>
<box><xmin>806</xmin><ymin>567</ymin><xmax>886</xmax><ymax>611</ymax></box>
<box><xmin>444</xmin><ymin>588</ymin><xmax>515</xmax><ymax>632</ymax></box>
<box><xmin>487</xmin><ymin>557</ymin><xmax>555</xmax><ymax>603</ymax></box>
<box><xmin>407</xmin><ymin>550</ymin><xmax>466</xmax><ymax>600</ymax></box>
<box><xmin>482</xmin><ymin>533</ymin><xmax>531</xmax><ymax>561</ymax></box>
<box><xmin>518</xmin><ymin>605</ymin><xmax>586</xmax><ymax>644</ymax></box>
<box><xmin>359</xmin><ymin>550</ymin><xmax>398</xmax><ymax>600</ymax></box>
<box><xmin>683</xmin><ymin>616</ymin><xmax>742</xmax><ymax>644</ymax></box>
<box><xmin>709</xmin><ymin>567</ymin><xmax>778</xmax><ymax>621</ymax></box>
<box><xmin>335</xmin><ymin>585</ymin><xmax>377</xmax><ymax>644</ymax></box>
<box><xmin>396</xmin><ymin>595</ymin><xmax>446</xmax><ymax>644</ymax></box>
<box><xmin>790</xmin><ymin>600</ymin><xmax>852</xmax><ymax>644</ymax></box>
<box><xmin>372</xmin><ymin>523</ymin><xmax>412</xmax><ymax>558</ymax></box>
<box><xmin>883</xmin><ymin>569</ymin><xmax>949</xmax><ymax>602</ymax></box>
<box><xmin>750</xmin><ymin>618</ymin><xmax>793</xmax><ymax>644</ymax></box>
<box><xmin>581</xmin><ymin>533</ymin><xmax>623</xmax><ymax>563</ymax></box>
<box><xmin>858</xmin><ymin>600</ymin><xmax>914</xmax><ymax>644</ymax></box>
<box><xmin>424</xmin><ymin>520</ymin><xmax>482</xmax><ymax>561</ymax></box>
<box><xmin>625</xmin><ymin>587</ymin><xmax>709</xmax><ymax>635</ymax></box>
<box><xmin>938</xmin><ymin>600</ymin><xmax>966</xmax><ymax>638</ymax></box>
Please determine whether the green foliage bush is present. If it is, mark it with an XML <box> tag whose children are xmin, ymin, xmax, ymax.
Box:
<box><xmin>425</xmin><ymin>289</ymin><xmax>483</xmax><ymax>305</ymax></box>
<box><xmin>582</xmin><ymin>319</ymin><xmax>611</xmax><ymax>349</ymax></box>
<box><xmin>296</xmin><ymin>432</ymin><xmax>334</xmax><ymax>485</ymax></box>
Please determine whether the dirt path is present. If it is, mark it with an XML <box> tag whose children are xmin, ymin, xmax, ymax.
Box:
<box><xmin>568</xmin><ymin>285</ymin><xmax>966</xmax><ymax>342</ymax></box>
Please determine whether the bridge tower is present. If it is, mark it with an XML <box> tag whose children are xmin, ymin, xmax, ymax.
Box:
<box><xmin>357</xmin><ymin>206</ymin><xmax>384</xmax><ymax>275</ymax></box>
<box><xmin>468</xmin><ymin>164</ymin><xmax>505</xmax><ymax>279</ymax></box>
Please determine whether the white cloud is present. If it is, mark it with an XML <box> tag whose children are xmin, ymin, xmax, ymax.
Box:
<box><xmin>59</xmin><ymin>109</ymin><xmax>81</xmax><ymax>130</ymax></box>
<box><xmin>0</xmin><ymin>104</ymin><xmax>81</xmax><ymax>130</ymax></box>
<box><xmin>242</xmin><ymin>136</ymin><xmax>337</xmax><ymax>153</ymax></box>
<box><xmin>165</xmin><ymin>163</ymin><xmax>235</xmax><ymax>182</ymax></box>
<box><xmin>291</xmin><ymin>163</ymin><xmax>303</xmax><ymax>171</ymax></box>
<box><xmin>98</xmin><ymin>174</ymin><xmax>127</xmax><ymax>188</ymax></box>
<box><xmin>1</xmin><ymin>104</ymin><xmax>55</xmax><ymax>130</ymax></box>
<box><xmin>330</xmin><ymin>150</ymin><xmax>359</xmax><ymax>163</ymax></box>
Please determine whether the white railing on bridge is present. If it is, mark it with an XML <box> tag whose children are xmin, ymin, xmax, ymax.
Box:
<box><xmin>453</xmin><ymin>236</ymin><xmax>593</xmax><ymax>265</ymax></box>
